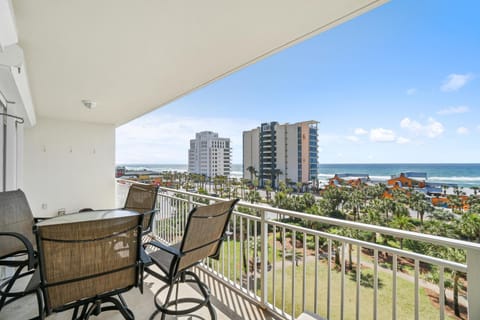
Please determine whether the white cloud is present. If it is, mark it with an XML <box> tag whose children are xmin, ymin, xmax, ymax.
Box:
<box><xmin>400</xmin><ymin>117</ymin><xmax>444</xmax><ymax>138</ymax></box>
<box><xmin>425</xmin><ymin>118</ymin><xmax>445</xmax><ymax>138</ymax></box>
<box><xmin>441</xmin><ymin>73</ymin><xmax>473</xmax><ymax>92</ymax></box>
<box><xmin>370</xmin><ymin>128</ymin><xmax>396</xmax><ymax>142</ymax></box>
<box><xmin>406</xmin><ymin>88</ymin><xmax>417</xmax><ymax>95</ymax></box>
<box><xmin>346</xmin><ymin>136</ymin><xmax>360</xmax><ymax>142</ymax></box>
<box><xmin>400</xmin><ymin>118</ymin><xmax>422</xmax><ymax>132</ymax></box>
<box><xmin>116</xmin><ymin>114</ymin><xmax>258</xmax><ymax>163</ymax></box>
<box><xmin>437</xmin><ymin>106</ymin><xmax>470</xmax><ymax>115</ymax></box>
<box><xmin>457</xmin><ymin>127</ymin><xmax>469</xmax><ymax>135</ymax></box>
<box><xmin>354</xmin><ymin>128</ymin><xmax>368</xmax><ymax>135</ymax></box>
<box><xmin>396</xmin><ymin>137</ymin><xmax>410</xmax><ymax>144</ymax></box>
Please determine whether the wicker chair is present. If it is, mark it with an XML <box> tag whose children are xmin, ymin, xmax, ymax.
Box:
<box><xmin>34</xmin><ymin>211</ymin><xmax>144</xmax><ymax>319</ymax></box>
<box><xmin>123</xmin><ymin>183</ymin><xmax>159</xmax><ymax>236</ymax></box>
<box><xmin>144</xmin><ymin>198</ymin><xmax>239</xmax><ymax>320</ymax></box>
<box><xmin>0</xmin><ymin>190</ymin><xmax>43</xmax><ymax>319</ymax></box>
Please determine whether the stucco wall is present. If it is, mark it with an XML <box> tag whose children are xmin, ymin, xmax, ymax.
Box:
<box><xmin>23</xmin><ymin>117</ymin><xmax>115</xmax><ymax>217</ymax></box>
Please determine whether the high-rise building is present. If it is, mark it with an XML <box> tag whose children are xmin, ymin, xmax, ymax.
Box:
<box><xmin>188</xmin><ymin>131</ymin><xmax>231</xmax><ymax>177</ymax></box>
<box><xmin>243</xmin><ymin>121</ymin><xmax>318</xmax><ymax>188</ymax></box>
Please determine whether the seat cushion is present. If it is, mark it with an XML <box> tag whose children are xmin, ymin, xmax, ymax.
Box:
<box><xmin>148</xmin><ymin>242</ymin><xmax>181</xmax><ymax>275</ymax></box>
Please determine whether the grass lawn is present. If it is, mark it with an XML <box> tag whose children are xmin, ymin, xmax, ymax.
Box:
<box><xmin>266</xmin><ymin>259</ymin><xmax>455</xmax><ymax>320</ymax></box>
<box><xmin>211</xmin><ymin>237</ymin><xmax>456</xmax><ymax>320</ymax></box>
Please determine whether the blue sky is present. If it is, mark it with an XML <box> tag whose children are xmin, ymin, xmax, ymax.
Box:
<box><xmin>117</xmin><ymin>1</ymin><xmax>480</xmax><ymax>164</ymax></box>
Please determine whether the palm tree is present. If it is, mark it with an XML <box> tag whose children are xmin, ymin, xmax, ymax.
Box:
<box><xmin>246</xmin><ymin>190</ymin><xmax>261</xmax><ymax>204</ymax></box>
<box><xmin>389</xmin><ymin>215</ymin><xmax>415</xmax><ymax>249</ymax></box>
<box><xmin>447</xmin><ymin>194</ymin><xmax>463</xmax><ymax>214</ymax></box>
<box><xmin>273</xmin><ymin>168</ymin><xmax>283</xmax><ymax>190</ymax></box>
<box><xmin>246</xmin><ymin>166</ymin><xmax>257</xmax><ymax>183</ymax></box>
<box><xmin>239</xmin><ymin>178</ymin><xmax>249</xmax><ymax>199</ymax></box>
<box><xmin>296</xmin><ymin>182</ymin><xmax>303</xmax><ymax>193</ymax></box>
<box><xmin>471</xmin><ymin>186</ymin><xmax>479</xmax><ymax>196</ymax></box>
<box><xmin>442</xmin><ymin>185</ymin><xmax>449</xmax><ymax>196</ymax></box>
<box><xmin>415</xmin><ymin>200</ymin><xmax>434</xmax><ymax>224</ymax></box>
<box><xmin>264</xmin><ymin>179</ymin><xmax>273</xmax><ymax>202</ymax></box>
<box><xmin>344</xmin><ymin>188</ymin><xmax>365</xmax><ymax>221</ymax></box>
<box><xmin>457</xmin><ymin>212</ymin><xmax>480</xmax><ymax>242</ymax></box>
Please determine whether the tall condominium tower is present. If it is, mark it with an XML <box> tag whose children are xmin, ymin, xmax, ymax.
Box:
<box><xmin>243</xmin><ymin>121</ymin><xmax>318</xmax><ymax>188</ymax></box>
<box><xmin>188</xmin><ymin>131</ymin><xmax>231</xmax><ymax>177</ymax></box>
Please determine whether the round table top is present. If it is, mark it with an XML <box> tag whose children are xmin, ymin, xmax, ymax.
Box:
<box><xmin>34</xmin><ymin>209</ymin><xmax>139</xmax><ymax>226</ymax></box>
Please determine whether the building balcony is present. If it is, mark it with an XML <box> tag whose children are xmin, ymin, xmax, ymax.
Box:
<box><xmin>148</xmin><ymin>186</ymin><xmax>480</xmax><ymax>320</ymax></box>
<box><xmin>3</xmin><ymin>182</ymin><xmax>480</xmax><ymax>319</ymax></box>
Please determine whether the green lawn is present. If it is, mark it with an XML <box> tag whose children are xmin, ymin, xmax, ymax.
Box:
<box><xmin>210</xmin><ymin>237</ymin><xmax>455</xmax><ymax>320</ymax></box>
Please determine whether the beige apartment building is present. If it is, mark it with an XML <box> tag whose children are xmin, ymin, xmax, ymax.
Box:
<box><xmin>243</xmin><ymin>121</ymin><xmax>318</xmax><ymax>188</ymax></box>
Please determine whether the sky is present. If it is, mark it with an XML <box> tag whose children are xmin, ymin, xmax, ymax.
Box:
<box><xmin>116</xmin><ymin>1</ymin><xmax>480</xmax><ymax>165</ymax></box>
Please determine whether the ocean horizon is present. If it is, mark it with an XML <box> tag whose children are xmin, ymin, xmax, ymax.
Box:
<box><xmin>118</xmin><ymin>163</ymin><xmax>480</xmax><ymax>187</ymax></box>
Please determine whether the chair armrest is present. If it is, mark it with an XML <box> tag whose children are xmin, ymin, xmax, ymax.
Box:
<box><xmin>0</xmin><ymin>232</ymin><xmax>36</xmax><ymax>269</ymax></box>
<box><xmin>143</xmin><ymin>240</ymin><xmax>183</xmax><ymax>257</ymax></box>
<box><xmin>140</xmin><ymin>247</ymin><xmax>152</xmax><ymax>266</ymax></box>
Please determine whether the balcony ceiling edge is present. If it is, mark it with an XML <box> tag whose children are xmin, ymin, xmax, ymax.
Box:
<box><xmin>12</xmin><ymin>0</ymin><xmax>388</xmax><ymax>127</ymax></box>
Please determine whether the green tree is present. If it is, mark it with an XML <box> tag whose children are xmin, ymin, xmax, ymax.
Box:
<box><xmin>389</xmin><ymin>215</ymin><xmax>415</xmax><ymax>249</ymax></box>
<box><xmin>457</xmin><ymin>212</ymin><xmax>480</xmax><ymax>242</ymax></box>
<box><xmin>264</xmin><ymin>179</ymin><xmax>273</xmax><ymax>202</ymax></box>
<box><xmin>246</xmin><ymin>166</ymin><xmax>257</xmax><ymax>183</ymax></box>
<box><xmin>273</xmin><ymin>168</ymin><xmax>283</xmax><ymax>190</ymax></box>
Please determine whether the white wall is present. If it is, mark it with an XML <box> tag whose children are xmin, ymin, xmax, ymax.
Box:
<box><xmin>0</xmin><ymin>100</ymin><xmax>24</xmax><ymax>192</ymax></box>
<box><xmin>24</xmin><ymin>117</ymin><xmax>115</xmax><ymax>217</ymax></box>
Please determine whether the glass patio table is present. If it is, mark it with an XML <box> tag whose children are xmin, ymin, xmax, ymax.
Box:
<box><xmin>34</xmin><ymin>209</ymin><xmax>140</xmax><ymax>226</ymax></box>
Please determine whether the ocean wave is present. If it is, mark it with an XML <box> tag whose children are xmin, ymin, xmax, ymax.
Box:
<box><xmin>318</xmin><ymin>173</ymin><xmax>392</xmax><ymax>181</ymax></box>
<box><xmin>429</xmin><ymin>176</ymin><xmax>480</xmax><ymax>182</ymax></box>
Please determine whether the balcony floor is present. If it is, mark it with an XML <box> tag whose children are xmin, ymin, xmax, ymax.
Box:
<box><xmin>0</xmin><ymin>268</ymin><xmax>280</xmax><ymax>320</ymax></box>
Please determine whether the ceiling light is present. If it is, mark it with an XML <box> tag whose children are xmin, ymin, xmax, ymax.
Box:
<box><xmin>81</xmin><ymin>100</ymin><xmax>96</xmax><ymax>109</ymax></box>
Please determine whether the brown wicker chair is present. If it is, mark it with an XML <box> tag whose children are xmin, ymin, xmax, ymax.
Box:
<box><xmin>144</xmin><ymin>198</ymin><xmax>239</xmax><ymax>320</ymax></box>
<box><xmin>123</xmin><ymin>183</ymin><xmax>159</xmax><ymax>236</ymax></box>
<box><xmin>0</xmin><ymin>190</ymin><xmax>43</xmax><ymax>319</ymax></box>
<box><xmin>34</xmin><ymin>211</ymin><xmax>144</xmax><ymax>319</ymax></box>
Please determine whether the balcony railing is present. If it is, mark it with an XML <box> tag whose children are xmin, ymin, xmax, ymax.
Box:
<box><xmin>116</xmin><ymin>181</ymin><xmax>480</xmax><ymax>320</ymax></box>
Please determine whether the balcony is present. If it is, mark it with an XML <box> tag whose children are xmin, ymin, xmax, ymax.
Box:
<box><xmin>2</xmin><ymin>182</ymin><xmax>480</xmax><ymax>319</ymax></box>
<box><xmin>135</xmin><ymin>184</ymin><xmax>480</xmax><ymax>319</ymax></box>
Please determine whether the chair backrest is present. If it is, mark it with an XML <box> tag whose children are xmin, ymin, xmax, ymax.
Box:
<box><xmin>123</xmin><ymin>183</ymin><xmax>159</xmax><ymax>233</ymax></box>
<box><xmin>0</xmin><ymin>190</ymin><xmax>35</xmax><ymax>257</ymax></box>
<box><xmin>35</xmin><ymin>214</ymin><xmax>142</xmax><ymax>311</ymax></box>
<box><xmin>177</xmin><ymin>199</ymin><xmax>239</xmax><ymax>273</ymax></box>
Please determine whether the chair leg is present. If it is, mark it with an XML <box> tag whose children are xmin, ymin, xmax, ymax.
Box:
<box><xmin>31</xmin><ymin>287</ymin><xmax>45</xmax><ymax>320</ymax></box>
<box><xmin>186</xmin><ymin>272</ymin><xmax>217</xmax><ymax>320</ymax></box>
<box><xmin>159</xmin><ymin>282</ymin><xmax>175</xmax><ymax>320</ymax></box>
<box><xmin>0</xmin><ymin>266</ymin><xmax>44</xmax><ymax>320</ymax></box>
<box><xmin>0</xmin><ymin>264</ymin><xmax>26</xmax><ymax>309</ymax></box>
<box><xmin>151</xmin><ymin>271</ymin><xmax>217</xmax><ymax>319</ymax></box>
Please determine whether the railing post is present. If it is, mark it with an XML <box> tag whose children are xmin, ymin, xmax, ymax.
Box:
<box><xmin>260</xmin><ymin>208</ymin><xmax>268</xmax><ymax>306</ymax></box>
<box><xmin>188</xmin><ymin>194</ymin><xmax>193</xmax><ymax>212</ymax></box>
<box><xmin>467</xmin><ymin>248</ymin><xmax>480</xmax><ymax>320</ymax></box>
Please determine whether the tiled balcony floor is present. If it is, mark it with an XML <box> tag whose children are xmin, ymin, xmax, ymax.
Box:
<box><xmin>0</xmin><ymin>268</ymin><xmax>280</xmax><ymax>320</ymax></box>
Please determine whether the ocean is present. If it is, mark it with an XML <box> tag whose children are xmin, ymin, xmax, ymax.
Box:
<box><xmin>119</xmin><ymin>163</ymin><xmax>480</xmax><ymax>187</ymax></box>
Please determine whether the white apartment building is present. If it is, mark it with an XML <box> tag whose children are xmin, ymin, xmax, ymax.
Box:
<box><xmin>188</xmin><ymin>131</ymin><xmax>231</xmax><ymax>178</ymax></box>
<box><xmin>243</xmin><ymin>121</ymin><xmax>318</xmax><ymax>188</ymax></box>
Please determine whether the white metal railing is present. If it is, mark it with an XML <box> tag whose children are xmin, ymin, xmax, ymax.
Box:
<box><xmin>116</xmin><ymin>180</ymin><xmax>480</xmax><ymax>320</ymax></box>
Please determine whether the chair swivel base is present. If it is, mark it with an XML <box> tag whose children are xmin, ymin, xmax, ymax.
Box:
<box><xmin>71</xmin><ymin>295</ymin><xmax>134</xmax><ymax>320</ymax></box>
<box><xmin>151</xmin><ymin>271</ymin><xmax>216</xmax><ymax>320</ymax></box>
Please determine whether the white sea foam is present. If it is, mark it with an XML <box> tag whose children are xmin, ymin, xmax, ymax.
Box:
<box><xmin>429</xmin><ymin>176</ymin><xmax>480</xmax><ymax>182</ymax></box>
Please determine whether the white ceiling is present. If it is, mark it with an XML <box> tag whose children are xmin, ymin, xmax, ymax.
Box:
<box><xmin>12</xmin><ymin>0</ymin><xmax>387</xmax><ymax>126</ymax></box>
